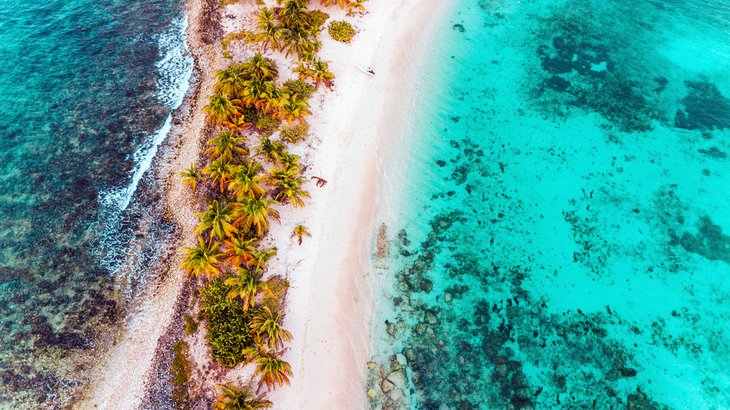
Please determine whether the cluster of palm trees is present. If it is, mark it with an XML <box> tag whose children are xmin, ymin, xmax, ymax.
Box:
<box><xmin>204</xmin><ymin>54</ymin><xmax>315</xmax><ymax>126</ymax></box>
<box><xmin>180</xmin><ymin>0</ymin><xmax>358</xmax><ymax>407</ymax></box>
<box><xmin>253</xmin><ymin>1</ymin><xmax>323</xmax><ymax>60</ymax></box>
<box><xmin>180</xmin><ymin>52</ymin><xmax>307</xmax><ymax>399</ymax></box>
<box><xmin>254</xmin><ymin>0</ymin><xmax>364</xmax><ymax>61</ymax></box>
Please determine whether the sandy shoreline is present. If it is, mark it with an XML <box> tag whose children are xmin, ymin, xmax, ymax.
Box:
<box><xmin>269</xmin><ymin>1</ymin><xmax>453</xmax><ymax>408</ymax></box>
<box><xmin>78</xmin><ymin>0</ymin><xmax>450</xmax><ymax>408</ymax></box>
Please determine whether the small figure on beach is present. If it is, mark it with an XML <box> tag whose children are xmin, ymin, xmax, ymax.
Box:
<box><xmin>357</xmin><ymin>65</ymin><xmax>376</xmax><ymax>76</ymax></box>
<box><xmin>311</xmin><ymin>176</ymin><xmax>328</xmax><ymax>187</ymax></box>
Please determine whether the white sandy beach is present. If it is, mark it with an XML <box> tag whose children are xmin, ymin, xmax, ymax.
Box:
<box><xmin>80</xmin><ymin>0</ymin><xmax>450</xmax><ymax>408</ymax></box>
<box><xmin>267</xmin><ymin>1</ymin><xmax>451</xmax><ymax>408</ymax></box>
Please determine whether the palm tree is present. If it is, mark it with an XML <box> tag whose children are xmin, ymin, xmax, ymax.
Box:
<box><xmin>181</xmin><ymin>164</ymin><xmax>200</xmax><ymax>192</ymax></box>
<box><xmin>229</xmin><ymin>160</ymin><xmax>266</xmax><ymax>200</ymax></box>
<box><xmin>308</xmin><ymin>59</ymin><xmax>335</xmax><ymax>89</ymax></box>
<box><xmin>280</xmin><ymin>27</ymin><xmax>317</xmax><ymax>59</ymax></box>
<box><xmin>181</xmin><ymin>237</ymin><xmax>223</xmax><ymax>278</ymax></box>
<box><xmin>250</xmin><ymin>307</ymin><xmax>292</xmax><ymax>350</ymax></box>
<box><xmin>253</xmin><ymin>8</ymin><xmax>280</xmax><ymax>52</ymax></box>
<box><xmin>242</xmin><ymin>348</ymin><xmax>293</xmax><ymax>392</ymax></box>
<box><xmin>248</xmin><ymin>247</ymin><xmax>277</xmax><ymax>270</ymax></box>
<box><xmin>226</xmin><ymin>116</ymin><xmax>253</xmax><ymax>134</ymax></box>
<box><xmin>275</xmin><ymin>94</ymin><xmax>312</xmax><ymax>124</ymax></box>
<box><xmin>293</xmin><ymin>62</ymin><xmax>312</xmax><ymax>83</ymax></box>
<box><xmin>278</xmin><ymin>0</ymin><xmax>310</xmax><ymax>30</ymax></box>
<box><xmin>207</xmin><ymin>131</ymin><xmax>247</xmax><ymax>161</ymax></box>
<box><xmin>222</xmin><ymin>236</ymin><xmax>258</xmax><ymax>267</ymax></box>
<box><xmin>203</xmin><ymin>158</ymin><xmax>235</xmax><ymax>192</ymax></box>
<box><xmin>205</xmin><ymin>94</ymin><xmax>241</xmax><ymax>126</ymax></box>
<box><xmin>321</xmin><ymin>0</ymin><xmax>352</xmax><ymax>8</ymax></box>
<box><xmin>276</xmin><ymin>181</ymin><xmax>310</xmax><ymax>207</ymax></box>
<box><xmin>215</xmin><ymin>64</ymin><xmax>248</xmax><ymax>97</ymax></box>
<box><xmin>257</xmin><ymin>83</ymin><xmax>284</xmax><ymax>114</ymax></box>
<box><xmin>196</xmin><ymin>200</ymin><xmax>237</xmax><ymax>241</ymax></box>
<box><xmin>246</xmin><ymin>53</ymin><xmax>278</xmax><ymax>82</ymax></box>
<box><xmin>213</xmin><ymin>383</ymin><xmax>272</xmax><ymax>410</ymax></box>
<box><xmin>279</xmin><ymin>151</ymin><xmax>301</xmax><ymax>172</ymax></box>
<box><xmin>292</xmin><ymin>224</ymin><xmax>310</xmax><ymax>245</ymax></box>
<box><xmin>264</xmin><ymin>167</ymin><xmax>310</xmax><ymax>207</ymax></box>
<box><xmin>241</xmin><ymin>77</ymin><xmax>269</xmax><ymax>109</ymax></box>
<box><xmin>224</xmin><ymin>266</ymin><xmax>272</xmax><ymax>310</ymax></box>
<box><xmin>255</xmin><ymin>137</ymin><xmax>286</xmax><ymax>165</ymax></box>
<box><xmin>233</xmin><ymin>196</ymin><xmax>281</xmax><ymax>237</ymax></box>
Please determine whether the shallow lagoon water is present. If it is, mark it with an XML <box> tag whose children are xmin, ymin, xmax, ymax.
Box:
<box><xmin>0</xmin><ymin>0</ymin><xmax>191</xmax><ymax>406</ymax></box>
<box><xmin>374</xmin><ymin>0</ymin><xmax>730</xmax><ymax>408</ymax></box>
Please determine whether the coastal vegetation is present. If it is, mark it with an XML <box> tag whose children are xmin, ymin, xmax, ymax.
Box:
<box><xmin>212</xmin><ymin>383</ymin><xmax>272</xmax><ymax>409</ymax></box>
<box><xmin>328</xmin><ymin>20</ymin><xmax>356</xmax><ymax>43</ymax></box>
<box><xmin>170</xmin><ymin>340</ymin><xmax>193</xmax><ymax>409</ymax></box>
<box><xmin>174</xmin><ymin>0</ymin><xmax>362</xmax><ymax>406</ymax></box>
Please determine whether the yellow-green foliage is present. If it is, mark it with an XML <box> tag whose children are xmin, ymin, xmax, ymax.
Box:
<box><xmin>170</xmin><ymin>340</ymin><xmax>192</xmax><ymax>410</ymax></box>
<box><xmin>328</xmin><ymin>20</ymin><xmax>356</xmax><ymax>43</ymax></box>
<box><xmin>200</xmin><ymin>278</ymin><xmax>256</xmax><ymax>368</ymax></box>
<box><xmin>310</xmin><ymin>10</ymin><xmax>330</xmax><ymax>30</ymax></box>
<box><xmin>183</xmin><ymin>315</ymin><xmax>198</xmax><ymax>335</ymax></box>
<box><xmin>221</xmin><ymin>30</ymin><xmax>254</xmax><ymax>58</ymax></box>
<box><xmin>255</xmin><ymin>115</ymin><xmax>282</xmax><ymax>137</ymax></box>
<box><xmin>280</xmin><ymin>124</ymin><xmax>310</xmax><ymax>144</ymax></box>
<box><xmin>283</xmin><ymin>79</ymin><xmax>315</xmax><ymax>101</ymax></box>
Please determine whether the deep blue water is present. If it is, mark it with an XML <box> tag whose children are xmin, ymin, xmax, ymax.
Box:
<box><xmin>0</xmin><ymin>0</ymin><xmax>191</xmax><ymax>406</ymax></box>
<box><xmin>373</xmin><ymin>0</ymin><xmax>730</xmax><ymax>408</ymax></box>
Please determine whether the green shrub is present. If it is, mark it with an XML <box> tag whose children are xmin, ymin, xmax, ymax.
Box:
<box><xmin>310</xmin><ymin>10</ymin><xmax>330</xmax><ymax>31</ymax></box>
<box><xmin>221</xmin><ymin>30</ymin><xmax>254</xmax><ymax>58</ymax></box>
<box><xmin>328</xmin><ymin>21</ymin><xmax>356</xmax><ymax>43</ymax></box>
<box><xmin>280</xmin><ymin>124</ymin><xmax>311</xmax><ymax>144</ymax></box>
<box><xmin>261</xmin><ymin>278</ymin><xmax>290</xmax><ymax>312</ymax></box>
<box><xmin>200</xmin><ymin>278</ymin><xmax>255</xmax><ymax>368</ymax></box>
<box><xmin>183</xmin><ymin>315</ymin><xmax>198</xmax><ymax>335</ymax></box>
<box><xmin>255</xmin><ymin>115</ymin><xmax>282</xmax><ymax>136</ymax></box>
<box><xmin>170</xmin><ymin>340</ymin><xmax>192</xmax><ymax>409</ymax></box>
<box><xmin>283</xmin><ymin>80</ymin><xmax>315</xmax><ymax>101</ymax></box>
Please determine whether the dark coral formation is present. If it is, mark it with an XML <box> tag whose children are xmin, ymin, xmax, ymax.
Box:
<box><xmin>529</xmin><ymin>2</ymin><xmax>673</xmax><ymax>132</ymax></box>
<box><xmin>538</xmin><ymin>35</ymin><xmax>613</xmax><ymax>78</ymax></box>
<box><xmin>672</xmin><ymin>216</ymin><xmax>730</xmax><ymax>263</ymax></box>
<box><xmin>675</xmin><ymin>80</ymin><xmax>730</xmax><ymax>130</ymax></box>
<box><xmin>370</xmin><ymin>133</ymin><xmax>671</xmax><ymax>409</ymax></box>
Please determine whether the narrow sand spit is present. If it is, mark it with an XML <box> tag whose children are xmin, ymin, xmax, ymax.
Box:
<box><xmin>79</xmin><ymin>0</ymin><xmax>449</xmax><ymax>408</ymax></box>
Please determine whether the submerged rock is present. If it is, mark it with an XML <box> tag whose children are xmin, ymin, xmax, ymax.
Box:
<box><xmin>675</xmin><ymin>80</ymin><xmax>730</xmax><ymax>130</ymax></box>
<box><xmin>381</xmin><ymin>378</ymin><xmax>395</xmax><ymax>394</ymax></box>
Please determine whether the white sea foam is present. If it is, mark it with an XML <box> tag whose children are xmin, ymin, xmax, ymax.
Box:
<box><xmin>94</xmin><ymin>15</ymin><xmax>193</xmax><ymax>280</ymax></box>
<box><xmin>102</xmin><ymin>15</ymin><xmax>193</xmax><ymax>213</ymax></box>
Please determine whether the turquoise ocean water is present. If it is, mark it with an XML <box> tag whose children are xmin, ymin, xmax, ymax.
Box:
<box><xmin>374</xmin><ymin>0</ymin><xmax>730</xmax><ymax>408</ymax></box>
<box><xmin>0</xmin><ymin>0</ymin><xmax>191</xmax><ymax>406</ymax></box>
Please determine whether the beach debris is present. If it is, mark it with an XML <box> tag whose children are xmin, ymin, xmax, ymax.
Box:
<box><xmin>375</xmin><ymin>223</ymin><xmax>388</xmax><ymax>259</ymax></box>
<box><xmin>311</xmin><ymin>176</ymin><xmax>328</xmax><ymax>187</ymax></box>
<box><xmin>380</xmin><ymin>378</ymin><xmax>394</xmax><ymax>394</ymax></box>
